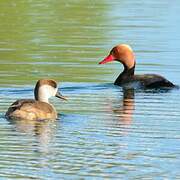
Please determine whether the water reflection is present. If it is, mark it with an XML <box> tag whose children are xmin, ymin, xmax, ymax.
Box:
<box><xmin>0</xmin><ymin>0</ymin><xmax>179</xmax><ymax>178</ymax></box>
<box><xmin>113</xmin><ymin>89</ymin><xmax>135</xmax><ymax>125</ymax></box>
<box><xmin>112</xmin><ymin>87</ymin><xmax>174</xmax><ymax>125</ymax></box>
<box><xmin>100</xmin><ymin>87</ymin><xmax>135</xmax><ymax>136</ymax></box>
<box><xmin>8</xmin><ymin>118</ymin><xmax>56</xmax><ymax>151</ymax></box>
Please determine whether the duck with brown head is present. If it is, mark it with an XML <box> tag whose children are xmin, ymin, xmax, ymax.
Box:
<box><xmin>99</xmin><ymin>44</ymin><xmax>176</xmax><ymax>89</ymax></box>
<box><xmin>6</xmin><ymin>79</ymin><xmax>67</xmax><ymax>121</ymax></box>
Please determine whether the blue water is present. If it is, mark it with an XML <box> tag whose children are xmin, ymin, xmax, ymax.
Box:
<box><xmin>0</xmin><ymin>82</ymin><xmax>180</xmax><ymax>179</ymax></box>
<box><xmin>0</xmin><ymin>0</ymin><xmax>180</xmax><ymax>179</ymax></box>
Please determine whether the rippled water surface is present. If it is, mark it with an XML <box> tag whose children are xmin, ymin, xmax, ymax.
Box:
<box><xmin>0</xmin><ymin>0</ymin><xmax>180</xmax><ymax>179</ymax></box>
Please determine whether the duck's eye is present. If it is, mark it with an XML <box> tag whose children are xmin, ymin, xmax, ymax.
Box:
<box><xmin>110</xmin><ymin>50</ymin><xmax>115</xmax><ymax>56</ymax></box>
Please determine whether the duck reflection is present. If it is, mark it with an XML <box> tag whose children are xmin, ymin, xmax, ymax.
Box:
<box><xmin>8</xmin><ymin>118</ymin><xmax>56</xmax><ymax>150</ymax></box>
<box><xmin>113</xmin><ymin>88</ymin><xmax>135</xmax><ymax>125</ymax></box>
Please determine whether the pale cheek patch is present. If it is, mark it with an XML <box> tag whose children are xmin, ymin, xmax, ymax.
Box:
<box><xmin>38</xmin><ymin>85</ymin><xmax>57</xmax><ymax>102</ymax></box>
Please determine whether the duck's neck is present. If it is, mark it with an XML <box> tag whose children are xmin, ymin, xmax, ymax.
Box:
<box><xmin>114</xmin><ymin>64</ymin><xmax>135</xmax><ymax>85</ymax></box>
<box><xmin>36</xmin><ymin>96</ymin><xmax>49</xmax><ymax>103</ymax></box>
<box><xmin>34</xmin><ymin>91</ymin><xmax>49</xmax><ymax>104</ymax></box>
<box><xmin>34</xmin><ymin>85</ymin><xmax>53</xmax><ymax>104</ymax></box>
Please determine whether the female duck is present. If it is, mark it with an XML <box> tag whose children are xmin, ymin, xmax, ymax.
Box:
<box><xmin>6</xmin><ymin>79</ymin><xmax>67</xmax><ymax>120</ymax></box>
<box><xmin>99</xmin><ymin>44</ymin><xmax>176</xmax><ymax>89</ymax></box>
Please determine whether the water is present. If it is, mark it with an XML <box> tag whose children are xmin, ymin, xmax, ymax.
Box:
<box><xmin>0</xmin><ymin>0</ymin><xmax>180</xmax><ymax>179</ymax></box>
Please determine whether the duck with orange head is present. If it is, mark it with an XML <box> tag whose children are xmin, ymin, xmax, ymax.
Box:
<box><xmin>99</xmin><ymin>44</ymin><xmax>176</xmax><ymax>89</ymax></box>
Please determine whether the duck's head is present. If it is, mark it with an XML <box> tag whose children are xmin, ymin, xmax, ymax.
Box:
<box><xmin>99</xmin><ymin>44</ymin><xmax>135</xmax><ymax>69</ymax></box>
<box><xmin>34</xmin><ymin>79</ymin><xmax>67</xmax><ymax>103</ymax></box>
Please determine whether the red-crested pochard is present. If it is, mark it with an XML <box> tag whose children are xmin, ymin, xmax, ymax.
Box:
<box><xmin>99</xmin><ymin>44</ymin><xmax>176</xmax><ymax>89</ymax></box>
<box><xmin>6</xmin><ymin>79</ymin><xmax>67</xmax><ymax>121</ymax></box>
